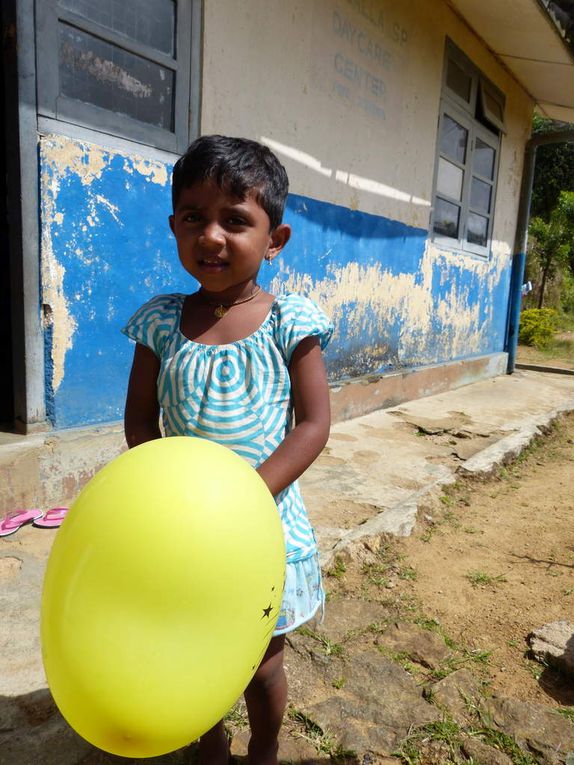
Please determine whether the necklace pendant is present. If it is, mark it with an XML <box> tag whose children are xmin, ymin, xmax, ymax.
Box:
<box><xmin>214</xmin><ymin>305</ymin><xmax>227</xmax><ymax>318</ymax></box>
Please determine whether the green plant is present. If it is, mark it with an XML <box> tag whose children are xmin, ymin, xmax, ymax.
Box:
<box><xmin>362</xmin><ymin>561</ymin><xmax>390</xmax><ymax>587</ymax></box>
<box><xmin>472</xmin><ymin>727</ymin><xmax>538</xmax><ymax>764</ymax></box>
<box><xmin>519</xmin><ymin>307</ymin><xmax>558</xmax><ymax>349</ymax></box>
<box><xmin>555</xmin><ymin>706</ymin><xmax>574</xmax><ymax>722</ymax></box>
<box><xmin>393</xmin><ymin>717</ymin><xmax>464</xmax><ymax>764</ymax></box>
<box><xmin>465</xmin><ymin>570</ymin><xmax>507</xmax><ymax>588</ymax></box>
<box><xmin>288</xmin><ymin>709</ymin><xmax>356</xmax><ymax>759</ymax></box>
<box><xmin>398</xmin><ymin>565</ymin><xmax>418</xmax><ymax>581</ymax></box>
<box><xmin>328</xmin><ymin>555</ymin><xmax>347</xmax><ymax>579</ymax></box>
<box><xmin>297</xmin><ymin>626</ymin><xmax>344</xmax><ymax>657</ymax></box>
<box><xmin>527</xmin><ymin>191</ymin><xmax>574</xmax><ymax>309</ymax></box>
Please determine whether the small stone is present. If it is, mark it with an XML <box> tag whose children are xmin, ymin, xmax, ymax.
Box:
<box><xmin>528</xmin><ymin>620</ymin><xmax>574</xmax><ymax>678</ymax></box>
<box><xmin>430</xmin><ymin>668</ymin><xmax>485</xmax><ymax>724</ymax></box>
<box><xmin>461</xmin><ymin>734</ymin><xmax>514</xmax><ymax>765</ymax></box>
<box><xmin>377</xmin><ymin>622</ymin><xmax>452</xmax><ymax>670</ymax></box>
<box><xmin>485</xmin><ymin>695</ymin><xmax>574</xmax><ymax>763</ymax></box>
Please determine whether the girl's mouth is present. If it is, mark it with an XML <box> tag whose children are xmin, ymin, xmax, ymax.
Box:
<box><xmin>199</xmin><ymin>258</ymin><xmax>227</xmax><ymax>271</ymax></box>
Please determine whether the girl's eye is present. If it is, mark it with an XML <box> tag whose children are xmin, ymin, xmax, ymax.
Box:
<box><xmin>228</xmin><ymin>216</ymin><xmax>247</xmax><ymax>226</ymax></box>
<box><xmin>183</xmin><ymin>213</ymin><xmax>201</xmax><ymax>223</ymax></box>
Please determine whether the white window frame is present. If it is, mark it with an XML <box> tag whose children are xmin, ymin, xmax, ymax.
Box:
<box><xmin>431</xmin><ymin>39</ymin><xmax>505</xmax><ymax>258</ymax></box>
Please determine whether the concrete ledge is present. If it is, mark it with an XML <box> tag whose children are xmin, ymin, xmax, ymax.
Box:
<box><xmin>330</xmin><ymin>352</ymin><xmax>508</xmax><ymax>422</ymax></box>
<box><xmin>515</xmin><ymin>362</ymin><xmax>574</xmax><ymax>376</ymax></box>
<box><xmin>0</xmin><ymin>424</ymin><xmax>125</xmax><ymax>514</ymax></box>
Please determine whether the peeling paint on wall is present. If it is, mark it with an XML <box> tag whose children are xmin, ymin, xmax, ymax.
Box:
<box><xmin>39</xmin><ymin>134</ymin><xmax>175</xmax><ymax>426</ymax></box>
<box><xmin>272</xmin><ymin>194</ymin><xmax>511</xmax><ymax>379</ymax></box>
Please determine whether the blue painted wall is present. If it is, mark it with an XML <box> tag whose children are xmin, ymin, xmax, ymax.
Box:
<box><xmin>40</xmin><ymin>138</ymin><xmax>511</xmax><ymax>429</ymax></box>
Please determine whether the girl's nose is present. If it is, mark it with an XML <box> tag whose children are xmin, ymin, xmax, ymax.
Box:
<box><xmin>198</xmin><ymin>224</ymin><xmax>225</xmax><ymax>249</ymax></box>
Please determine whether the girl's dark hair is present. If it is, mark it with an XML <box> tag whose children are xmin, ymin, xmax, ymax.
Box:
<box><xmin>172</xmin><ymin>135</ymin><xmax>289</xmax><ymax>229</ymax></box>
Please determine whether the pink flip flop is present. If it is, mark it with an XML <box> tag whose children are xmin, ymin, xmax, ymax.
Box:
<box><xmin>33</xmin><ymin>507</ymin><xmax>69</xmax><ymax>529</ymax></box>
<box><xmin>0</xmin><ymin>509</ymin><xmax>44</xmax><ymax>537</ymax></box>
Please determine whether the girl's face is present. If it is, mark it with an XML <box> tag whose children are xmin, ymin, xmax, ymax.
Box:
<box><xmin>169</xmin><ymin>179</ymin><xmax>289</xmax><ymax>297</ymax></box>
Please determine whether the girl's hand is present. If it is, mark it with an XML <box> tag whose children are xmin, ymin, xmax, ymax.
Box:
<box><xmin>256</xmin><ymin>336</ymin><xmax>330</xmax><ymax>496</ymax></box>
<box><xmin>124</xmin><ymin>343</ymin><xmax>162</xmax><ymax>447</ymax></box>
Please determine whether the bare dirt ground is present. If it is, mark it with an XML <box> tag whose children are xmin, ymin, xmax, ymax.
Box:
<box><xmin>226</xmin><ymin>410</ymin><xmax>574</xmax><ymax>763</ymax></box>
<box><xmin>397</xmin><ymin>410</ymin><xmax>574</xmax><ymax>708</ymax></box>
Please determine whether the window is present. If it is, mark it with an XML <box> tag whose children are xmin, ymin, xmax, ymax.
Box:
<box><xmin>431</xmin><ymin>40</ymin><xmax>505</xmax><ymax>256</ymax></box>
<box><xmin>36</xmin><ymin>0</ymin><xmax>200</xmax><ymax>153</ymax></box>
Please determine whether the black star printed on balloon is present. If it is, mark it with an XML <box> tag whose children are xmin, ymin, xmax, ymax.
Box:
<box><xmin>262</xmin><ymin>604</ymin><xmax>273</xmax><ymax>618</ymax></box>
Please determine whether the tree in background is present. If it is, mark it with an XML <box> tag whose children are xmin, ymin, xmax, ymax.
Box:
<box><xmin>527</xmin><ymin>191</ymin><xmax>574</xmax><ymax>308</ymax></box>
<box><xmin>526</xmin><ymin>117</ymin><xmax>574</xmax><ymax>312</ymax></box>
<box><xmin>530</xmin><ymin>116</ymin><xmax>574</xmax><ymax>221</ymax></box>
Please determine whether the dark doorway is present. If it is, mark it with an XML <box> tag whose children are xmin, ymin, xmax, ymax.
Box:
<box><xmin>1</xmin><ymin>5</ymin><xmax>15</xmax><ymax>429</ymax></box>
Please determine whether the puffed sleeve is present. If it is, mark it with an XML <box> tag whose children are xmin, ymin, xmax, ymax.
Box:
<box><xmin>121</xmin><ymin>294</ymin><xmax>184</xmax><ymax>358</ymax></box>
<box><xmin>273</xmin><ymin>294</ymin><xmax>333</xmax><ymax>364</ymax></box>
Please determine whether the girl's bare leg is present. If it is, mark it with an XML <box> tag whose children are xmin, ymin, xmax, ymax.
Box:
<box><xmin>244</xmin><ymin>635</ymin><xmax>287</xmax><ymax>765</ymax></box>
<box><xmin>197</xmin><ymin>719</ymin><xmax>229</xmax><ymax>765</ymax></box>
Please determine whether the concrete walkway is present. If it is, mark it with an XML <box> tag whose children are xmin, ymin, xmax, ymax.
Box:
<box><xmin>1</xmin><ymin>368</ymin><xmax>574</xmax><ymax>760</ymax></box>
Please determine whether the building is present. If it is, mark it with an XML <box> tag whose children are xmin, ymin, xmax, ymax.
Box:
<box><xmin>2</xmin><ymin>0</ymin><xmax>574</xmax><ymax>507</ymax></box>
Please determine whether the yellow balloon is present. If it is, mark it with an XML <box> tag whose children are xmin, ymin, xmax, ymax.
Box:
<box><xmin>41</xmin><ymin>437</ymin><xmax>285</xmax><ymax>758</ymax></box>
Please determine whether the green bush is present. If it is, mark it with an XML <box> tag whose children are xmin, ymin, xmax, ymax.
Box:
<box><xmin>518</xmin><ymin>308</ymin><xmax>558</xmax><ymax>349</ymax></box>
<box><xmin>561</xmin><ymin>272</ymin><xmax>574</xmax><ymax>317</ymax></box>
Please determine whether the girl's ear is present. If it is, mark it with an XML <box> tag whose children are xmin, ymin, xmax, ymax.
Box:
<box><xmin>168</xmin><ymin>214</ymin><xmax>175</xmax><ymax>234</ymax></box>
<box><xmin>267</xmin><ymin>224</ymin><xmax>291</xmax><ymax>261</ymax></box>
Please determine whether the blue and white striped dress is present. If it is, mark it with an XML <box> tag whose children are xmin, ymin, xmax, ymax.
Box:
<box><xmin>122</xmin><ymin>292</ymin><xmax>333</xmax><ymax>634</ymax></box>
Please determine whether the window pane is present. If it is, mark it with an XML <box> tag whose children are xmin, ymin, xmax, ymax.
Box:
<box><xmin>470</xmin><ymin>177</ymin><xmax>491</xmax><ymax>213</ymax></box>
<box><xmin>446</xmin><ymin>58</ymin><xmax>472</xmax><ymax>102</ymax></box>
<box><xmin>437</xmin><ymin>157</ymin><xmax>463</xmax><ymax>201</ymax></box>
<box><xmin>59</xmin><ymin>0</ymin><xmax>175</xmax><ymax>55</ymax></box>
<box><xmin>433</xmin><ymin>198</ymin><xmax>460</xmax><ymax>239</ymax></box>
<box><xmin>473</xmin><ymin>138</ymin><xmax>495</xmax><ymax>179</ymax></box>
<box><xmin>59</xmin><ymin>23</ymin><xmax>175</xmax><ymax>130</ymax></box>
<box><xmin>440</xmin><ymin>115</ymin><xmax>467</xmax><ymax>164</ymax></box>
<box><xmin>467</xmin><ymin>212</ymin><xmax>488</xmax><ymax>247</ymax></box>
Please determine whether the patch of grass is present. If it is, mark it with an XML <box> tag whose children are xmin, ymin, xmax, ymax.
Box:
<box><xmin>555</xmin><ymin>706</ymin><xmax>574</xmax><ymax>722</ymax></box>
<box><xmin>288</xmin><ymin>709</ymin><xmax>356</xmax><ymax>760</ymax></box>
<box><xmin>362</xmin><ymin>561</ymin><xmax>390</xmax><ymax>587</ymax></box>
<box><xmin>398</xmin><ymin>565</ymin><xmax>418</xmax><ymax>581</ymax></box>
<box><xmin>224</xmin><ymin>701</ymin><xmax>248</xmax><ymax>729</ymax></box>
<box><xmin>393</xmin><ymin>717</ymin><xmax>464</xmax><ymax>764</ymax></box>
<box><xmin>331</xmin><ymin>676</ymin><xmax>346</xmax><ymax>689</ymax></box>
<box><xmin>328</xmin><ymin>555</ymin><xmax>347</xmax><ymax>580</ymax></box>
<box><xmin>465</xmin><ymin>570</ymin><xmax>507</xmax><ymax>588</ymax></box>
<box><xmin>472</xmin><ymin>726</ymin><xmax>538</xmax><ymax>765</ymax></box>
<box><xmin>523</xmin><ymin>658</ymin><xmax>544</xmax><ymax>680</ymax></box>
<box><xmin>377</xmin><ymin>645</ymin><xmax>419</xmax><ymax>674</ymax></box>
<box><xmin>297</xmin><ymin>626</ymin><xmax>344</xmax><ymax>657</ymax></box>
<box><xmin>414</xmin><ymin>615</ymin><xmax>441</xmax><ymax>631</ymax></box>
<box><xmin>429</xmin><ymin>647</ymin><xmax>492</xmax><ymax>680</ymax></box>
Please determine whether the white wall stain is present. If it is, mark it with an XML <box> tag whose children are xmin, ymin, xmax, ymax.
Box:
<box><xmin>39</xmin><ymin>135</ymin><xmax>171</xmax><ymax>395</ymax></box>
<box><xmin>39</xmin><ymin>161</ymin><xmax>77</xmax><ymax>394</ymax></box>
<box><xmin>125</xmin><ymin>157</ymin><xmax>169</xmax><ymax>186</ymax></box>
<box><xmin>94</xmin><ymin>195</ymin><xmax>122</xmax><ymax>225</ymax></box>
<box><xmin>272</xmin><ymin>241</ymin><xmax>511</xmax><ymax>367</ymax></box>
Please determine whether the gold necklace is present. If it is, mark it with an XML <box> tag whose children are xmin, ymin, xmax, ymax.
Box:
<box><xmin>199</xmin><ymin>285</ymin><xmax>262</xmax><ymax>318</ymax></box>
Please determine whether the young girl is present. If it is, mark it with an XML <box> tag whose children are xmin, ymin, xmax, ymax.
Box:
<box><xmin>122</xmin><ymin>135</ymin><xmax>333</xmax><ymax>765</ymax></box>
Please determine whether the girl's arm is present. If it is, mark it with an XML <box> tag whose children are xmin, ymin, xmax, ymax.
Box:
<box><xmin>256</xmin><ymin>335</ymin><xmax>330</xmax><ymax>496</ymax></box>
<box><xmin>124</xmin><ymin>343</ymin><xmax>162</xmax><ymax>448</ymax></box>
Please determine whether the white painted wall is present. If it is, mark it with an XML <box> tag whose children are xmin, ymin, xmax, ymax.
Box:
<box><xmin>201</xmin><ymin>0</ymin><xmax>533</xmax><ymax>245</ymax></box>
